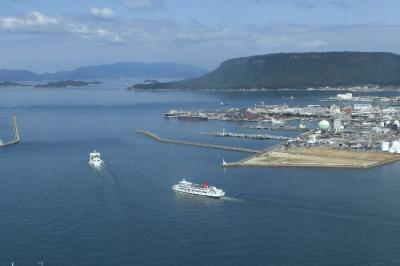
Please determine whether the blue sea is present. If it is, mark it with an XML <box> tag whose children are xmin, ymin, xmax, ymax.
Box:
<box><xmin>1</xmin><ymin>80</ymin><xmax>400</xmax><ymax>265</ymax></box>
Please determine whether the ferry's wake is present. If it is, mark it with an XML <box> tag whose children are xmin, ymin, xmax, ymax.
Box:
<box><xmin>91</xmin><ymin>163</ymin><xmax>118</xmax><ymax>184</ymax></box>
<box><xmin>240</xmin><ymin>197</ymin><xmax>400</xmax><ymax>228</ymax></box>
<box><xmin>221</xmin><ymin>196</ymin><xmax>244</xmax><ymax>203</ymax></box>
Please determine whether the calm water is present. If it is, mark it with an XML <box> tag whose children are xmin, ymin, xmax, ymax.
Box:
<box><xmin>1</xmin><ymin>81</ymin><xmax>400</xmax><ymax>265</ymax></box>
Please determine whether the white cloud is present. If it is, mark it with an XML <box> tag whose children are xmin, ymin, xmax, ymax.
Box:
<box><xmin>90</xmin><ymin>7</ymin><xmax>116</xmax><ymax>20</ymax></box>
<box><xmin>0</xmin><ymin>11</ymin><xmax>123</xmax><ymax>43</ymax></box>
<box><xmin>252</xmin><ymin>0</ymin><xmax>350</xmax><ymax>8</ymax></box>
<box><xmin>300</xmin><ymin>39</ymin><xmax>325</xmax><ymax>48</ymax></box>
<box><xmin>7</xmin><ymin>10</ymin><xmax>400</xmax><ymax>55</ymax></box>
<box><xmin>0</xmin><ymin>11</ymin><xmax>58</xmax><ymax>32</ymax></box>
<box><xmin>66</xmin><ymin>23</ymin><xmax>123</xmax><ymax>43</ymax></box>
<box><xmin>125</xmin><ymin>0</ymin><xmax>164</xmax><ymax>10</ymax></box>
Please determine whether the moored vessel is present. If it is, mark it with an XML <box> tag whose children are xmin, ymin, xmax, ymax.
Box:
<box><xmin>172</xmin><ymin>179</ymin><xmax>225</xmax><ymax>198</ymax></box>
<box><xmin>164</xmin><ymin>109</ymin><xmax>186</xmax><ymax>118</ymax></box>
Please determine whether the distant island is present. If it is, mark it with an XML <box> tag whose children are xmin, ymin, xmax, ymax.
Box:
<box><xmin>34</xmin><ymin>80</ymin><xmax>102</xmax><ymax>88</ymax></box>
<box><xmin>0</xmin><ymin>81</ymin><xmax>27</xmax><ymax>87</ymax></box>
<box><xmin>132</xmin><ymin>52</ymin><xmax>400</xmax><ymax>90</ymax></box>
<box><xmin>0</xmin><ymin>62</ymin><xmax>207</xmax><ymax>82</ymax></box>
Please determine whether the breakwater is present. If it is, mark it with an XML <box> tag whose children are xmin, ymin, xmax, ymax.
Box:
<box><xmin>136</xmin><ymin>130</ymin><xmax>261</xmax><ymax>153</ymax></box>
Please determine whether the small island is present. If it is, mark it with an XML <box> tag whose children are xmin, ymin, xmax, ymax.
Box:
<box><xmin>34</xmin><ymin>80</ymin><xmax>102</xmax><ymax>88</ymax></box>
<box><xmin>0</xmin><ymin>81</ymin><xmax>28</xmax><ymax>87</ymax></box>
<box><xmin>127</xmin><ymin>79</ymin><xmax>159</xmax><ymax>90</ymax></box>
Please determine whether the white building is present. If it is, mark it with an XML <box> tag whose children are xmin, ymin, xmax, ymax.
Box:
<box><xmin>337</xmin><ymin>93</ymin><xmax>352</xmax><ymax>100</ymax></box>
<box><xmin>333</xmin><ymin>118</ymin><xmax>342</xmax><ymax>133</ymax></box>
<box><xmin>354</xmin><ymin>104</ymin><xmax>372</xmax><ymax>112</ymax></box>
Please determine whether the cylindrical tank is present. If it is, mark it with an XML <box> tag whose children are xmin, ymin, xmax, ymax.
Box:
<box><xmin>318</xmin><ymin>120</ymin><xmax>330</xmax><ymax>131</ymax></box>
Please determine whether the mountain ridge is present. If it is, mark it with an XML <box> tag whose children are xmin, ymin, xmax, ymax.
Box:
<box><xmin>0</xmin><ymin>62</ymin><xmax>208</xmax><ymax>81</ymax></box>
<box><xmin>133</xmin><ymin>52</ymin><xmax>400</xmax><ymax>90</ymax></box>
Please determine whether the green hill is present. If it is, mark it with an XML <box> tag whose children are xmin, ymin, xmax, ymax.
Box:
<box><xmin>132</xmin><ymin>52</ymin><xmax>400</xmax><ymax>90</ymax></box>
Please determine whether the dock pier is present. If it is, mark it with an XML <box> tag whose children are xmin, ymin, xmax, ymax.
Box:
<box><xmin>136</xmin><ymin>130</ymin><xmax>261</xmax><ymax>153</ymax></box>
<box><xmin>199</xmin><ymin>130</ymin><xmax>293</xmax><ymax>141</ymax></box>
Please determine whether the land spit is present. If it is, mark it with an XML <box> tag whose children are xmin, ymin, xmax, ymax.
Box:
<box><xmin>225</xmin><ymin>146</ymin><xmax>400</xmax><ymax>169</ymax></box>
<box><xmin>136</xmin><ymin>130</ymin><xmax>400</xmax><ymax>169</ymax></box>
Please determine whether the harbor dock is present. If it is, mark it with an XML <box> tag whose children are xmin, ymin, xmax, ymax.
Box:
<box><xmin>198</xmin><ymin>129</ymin><xmax>293</xmax><ymax>141</ymax></box>
<box><xmin>136</xmin><ymin>130</ymin><xmax>261</xmax><ymax>153</ymax></box>
<box><xmin>0</xmin><ymin>113</ymin><xmax>20</xmax><ymax>148</ymax></box>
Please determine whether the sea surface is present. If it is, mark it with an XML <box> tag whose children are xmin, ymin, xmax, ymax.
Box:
<box><xmin>1</xmin><ymin>80</ymin><xmax>400</xmax><ymax>265</ymax></box>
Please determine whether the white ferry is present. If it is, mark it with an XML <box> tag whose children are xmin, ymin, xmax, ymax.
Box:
<box><xmin>164</xmin><ymin>109</ymin><xmax>186</xmax><ymax>118</ymax></box>
<box><xmin>172</xmin><ymin>179</ymin><xmax>225</xmax><ymax>198</ymax></box>
<box><xmin>89</xmin><ymin>150</ymin><xmax>103</xmax><ymax>167</ymax></box>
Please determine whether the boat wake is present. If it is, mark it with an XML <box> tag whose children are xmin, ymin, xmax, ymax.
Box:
<box><xmin>242</xmin><ymin>197</ymin><xmax>400</xmax><ymax>228</ymax></box>
<box><xmin>90</xmin><ymin>163</ymin><xmax>118</xmax><ymax>184</ymax></box>
<box><xmin>220</xmin><ymin>196</ymin><xmax>244</xmax><ymax>203</ymax></box>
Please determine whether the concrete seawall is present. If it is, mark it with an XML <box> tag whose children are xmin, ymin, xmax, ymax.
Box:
<box><xmin>136</xmin><ymin>130</ymin><xmax>261</xmax><ymax>154</ymax></box>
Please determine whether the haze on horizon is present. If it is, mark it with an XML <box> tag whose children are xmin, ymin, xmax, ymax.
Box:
<box><xmin>0</xmin><ymin>0</ymin><xmax>399</xmax><ymax>73</ymax></box>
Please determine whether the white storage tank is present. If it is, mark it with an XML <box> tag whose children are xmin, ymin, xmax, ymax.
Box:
<box><xmin>318</xmin><ymin>120</ymin><xmax>330</xmax><ymax>131</ymax></box>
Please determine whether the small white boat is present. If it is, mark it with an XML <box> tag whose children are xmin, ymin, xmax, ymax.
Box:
<box><xmin>89</xmin><ymin>150</ymin><xmax>103</xmax><ymax>167</ymax></box>
<box><xmin>222</xmin><ymin>158</ymin><xmax>227</xmax><ymax>167</ymax></box>
<box><xmin>172</xmin><ymin>179</ymin><xmax>225</xmax><ymax>198</ymax></box>
<box><xmin>271</xmin><ymin>118</ymin><xmax>285</xmax><ymax>125</ymax></box>
<box><xmin>164</xmin><ymin>109</ymin><xmax>186</xmax><ymax>118</ymax></box>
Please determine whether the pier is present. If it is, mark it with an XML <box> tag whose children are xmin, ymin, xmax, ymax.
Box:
<box><xmin>0</xmin><ymin>113</ymin><xmax>20</xmax><ymax>148</ymax></box>
<box><xmin>136</xmin><ymin>130</ymin><xmax>261</xmax><ymax>153</ymax></box>
<box><xmin>239</xmin><ymin>125</ymin><xmax>308</xmax><ymax>132</ymax></box>
<box><xmin>211</xmin><ymin>129</ymin><xmax>293</xmax><ymax>140</ymax></box>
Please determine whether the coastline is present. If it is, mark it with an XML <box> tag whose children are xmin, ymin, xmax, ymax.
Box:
<box><xmin>225</xmin><ymin>146</ymin><xmax>400</xmax><ymax>169</ymax></box>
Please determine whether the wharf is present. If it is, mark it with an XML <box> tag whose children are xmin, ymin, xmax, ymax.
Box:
<box><xmin>199</xmin><ymin>130</ymin><xmax>293</xmax><ymax>140</ymax></box>
<box><xmin>136</xmin><ymin>130</ymin><xmax>261</xmax><ymax>153</ymax></box>
<box><xmin>239</xmin><ymin>125</ymin><xmax>308</xmax><ymax>132</ymax></box>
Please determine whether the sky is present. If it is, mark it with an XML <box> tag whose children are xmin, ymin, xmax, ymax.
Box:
<box><xmin>0</xmin><ymin>0</ymin><xmax>399</xmax><ymax>72</ymax></box>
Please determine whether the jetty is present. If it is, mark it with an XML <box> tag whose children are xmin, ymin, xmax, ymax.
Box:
<box><xmin>136</xmin><ymin>130</ymin><xmax>261</xmax><ymax>153</ymax></box>
<box><xmin>239</xmin><ymin>125</ymin><xmax>308</xmax><ymax>132</ymax></box>
<box><xmin>0</xmin><ymin>113</ymin><xmax>20</xmax><ymax>148</ymax></box>
<box><xmin>201</xmin><ymin>129</ymin><xmax>293</xmax><ymax>140</ymax></box>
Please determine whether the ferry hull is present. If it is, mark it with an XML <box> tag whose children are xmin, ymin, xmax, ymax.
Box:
<box><xmin>89</xmin><ymin>160</ymin><xmax>103</xmax><ymax>167</ymax></box>
<box><xmin>172</xmin><ymin>185</ymin><xmax>225</xmax><ymax>198</ymax></box>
